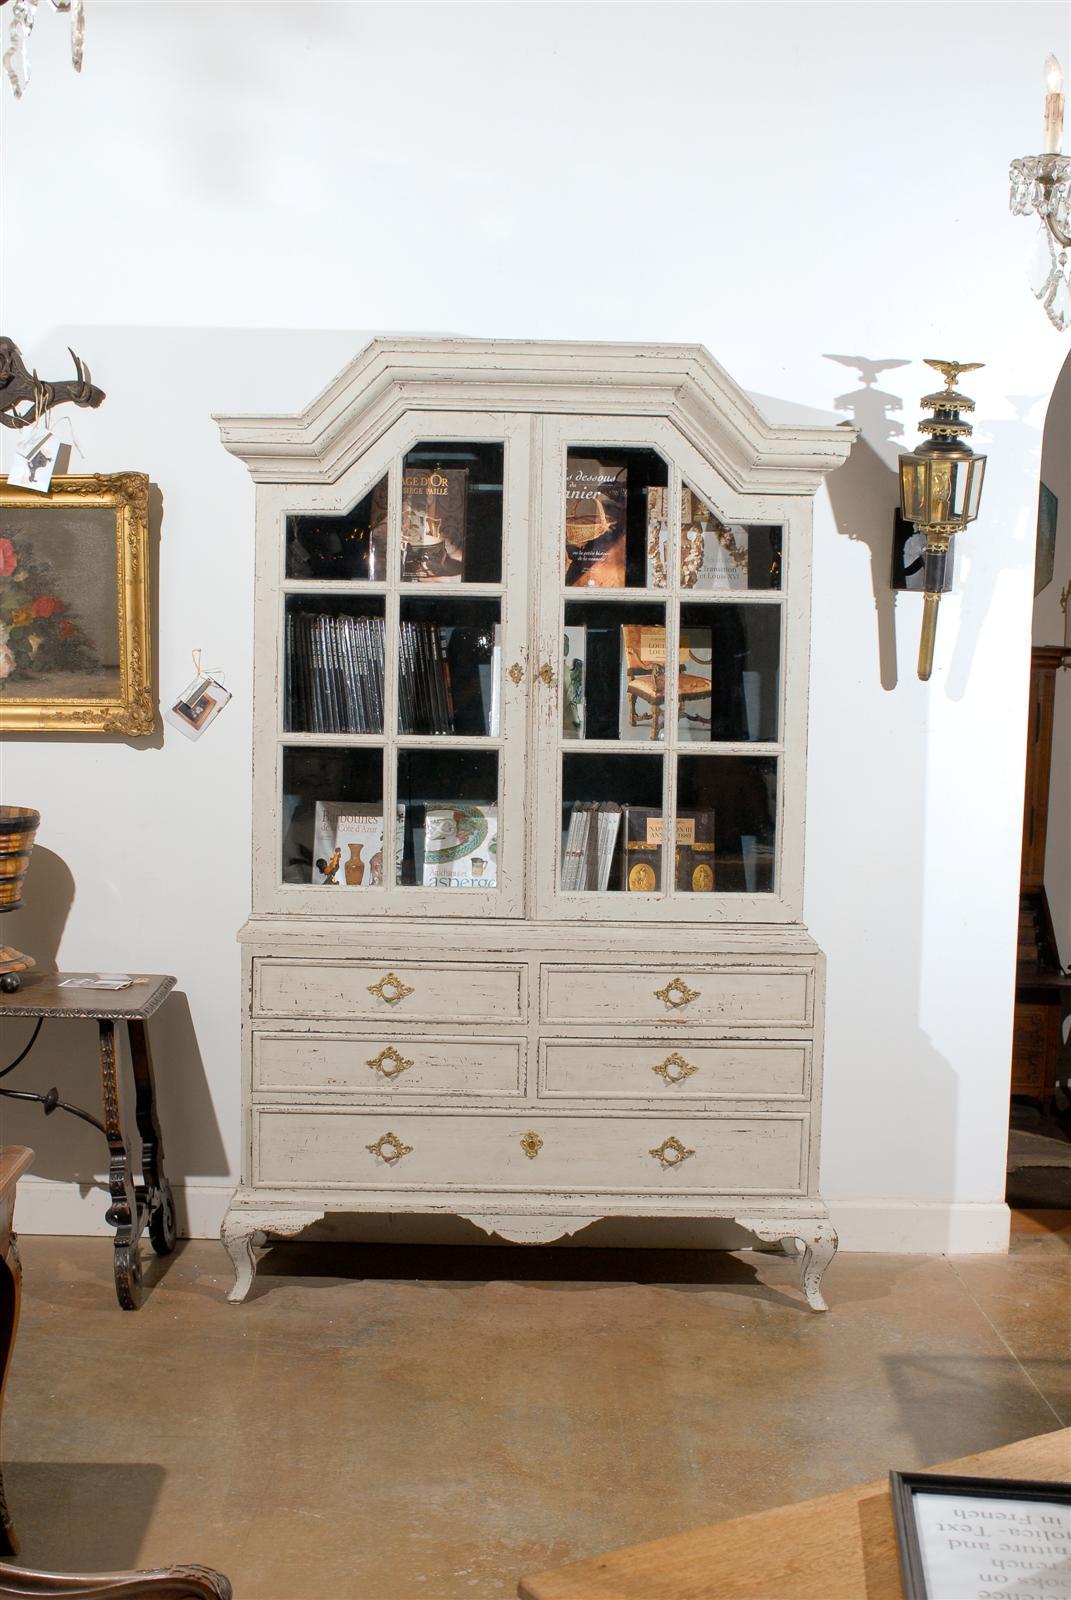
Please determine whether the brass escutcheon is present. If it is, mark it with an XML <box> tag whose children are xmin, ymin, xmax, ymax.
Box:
<box><xmin>367</xmin><ymin>1046</ymin><xmax>414</xmax><ymax>1081</ymax></box>
<box><xmin>368</xmin><ymin>972</ymin><xmax>414</xmax><ymax>1005</ymax></box>
<box><xmin>366</xmin><ymin>1131</ymin><xmax>413</xmax><ymax>1164</ymax></box>
<box><xmin>520</xmin><ymin>1130</ymin><xmax>544</xmax><ymax>1160</ymax></box>
<box><xmin>649</xmin><ymin>1135</ymin><xmax>695</xmax><ymax>1168</ymax></box>
<box><xmin>508</xmin><ymin>661</ymin><xmax>525</xmax><ymax>686</ymax></box>
<box><xmin>537</xmin><ymin>661</ymin><xmax>555</xmax><ymax>687</ymax></box>
<box><xmin>655</xmin><ymin>977</ymin><xmax>700</xmax><ymax>1009</ymax></box>
<box><xmin>653</xmin><ymin>1052</ymin><xmax>699</xmax><ymax>1086</ymax></box>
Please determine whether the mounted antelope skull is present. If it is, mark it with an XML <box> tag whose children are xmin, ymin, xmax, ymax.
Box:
<box><xmin>0</xmin><ymin>336</ymin><xmax>105</xmax><ymax>430</ymax></box>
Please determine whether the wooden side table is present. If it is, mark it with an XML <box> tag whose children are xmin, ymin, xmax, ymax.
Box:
<box><xmin>0</xmin><ymin>976</ymin><xmax>177</xmax><ymax>1310</ymax></box>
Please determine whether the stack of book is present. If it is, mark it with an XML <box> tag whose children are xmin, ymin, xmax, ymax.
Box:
<box><xmin>399</xmin><ymin>621</ymin><xmax>456</xmax><ymax>734</ymax></box>
<box><xmin>287</xmin><ymin>612</ymin><xmax>385</xmax><ymax>734</ymax></box>
<box><xmin>399</xmin><ymin>622</ymin><xmax>500</xmax><ymax>736</ymax></box>
<box><xmin>561</xmin><ymin>802</ymin><xmax>622</xmax><ymax>891</ymax></box>
<box><xmin>621</xmin><ymin>807</ymin><xmax>716</xmax><ymax>893</ymax></box>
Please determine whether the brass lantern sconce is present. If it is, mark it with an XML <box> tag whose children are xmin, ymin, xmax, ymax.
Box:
<box><xmin>897</xmin><ymin>360</ymin><xmax>987</xmax><ymax>682</ymax></box>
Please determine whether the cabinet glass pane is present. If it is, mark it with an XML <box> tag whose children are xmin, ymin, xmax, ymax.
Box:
<box><xmin>676</xmin><ymin>755</ymin><xmax>777</xmax><ymax>893</ymax></box>
<box><xmin>398</xmin><ymin>596</ymin><xmax>501</xmax><ymax>736</ymax></box>
<box><xmin>680</xmin><ymin>483</ymin><xmax>782</xmax><ymax>592</ymax></box>
<box><xmin>285</xmin><ymin>595</ymin><xmax>385</xmax><ymax>734</ymax></box>
<box><xmin>564</xmin><ymin>447</ymin><xmax>668</xmax><ymax>589</ymax></box>
<box><xmin>400</xmin><ymin>442</ymin><xmax>504</xmax><ymax>584</ymax></box>
<box><xmin>562</xmin><ymin>601</ymin><xmax>667</xmax><ymax>742</ymax></box>
<box><xmin>396</xmin><ymin>749</ymin><xmax>499</xmax><ymax>889</ymax></box>
<box><xmin>285</xmin><ymin>474</ymin><xmax>388</xmax><ymax>582</ymax></box>
<box><xmin>561</xmin><ymin>751</ymin><xmax>662</xmax><ymax>892</ymax></box>
<box><xmin>680</xmin><ymin>601</ymin><xmax>780</xmax><ymax>742</ymax></box>
<box><xmin>281</xmin><ymin>746</ymin><xmax>385</xmax><ymax>887</ymax></box>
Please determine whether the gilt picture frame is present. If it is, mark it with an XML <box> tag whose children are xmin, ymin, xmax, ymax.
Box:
<box><xmin>0</xmin><ymin>473</ymin><xmax>154</xmax><ymax>734</ymax></box>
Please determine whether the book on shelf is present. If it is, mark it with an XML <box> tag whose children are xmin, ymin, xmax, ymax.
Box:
<box><xmin>674</xmin><ymin>809</ymin><xmax>716</xmax><ymax>893</ymax></box>
<box><xmin>398</xmin><ymin>622</ymin><xmax>499</xmax><ymax>736</ymax></box>
<box><xmin>617</xmin><ymin>624</ymin><xmax>713</xmax><ymax>743</ymax></box>
<box><xmin>645</xmin><ymin>485</ymin><xmax>670</xmax><ymax>588</ymax></box>
<box><xmin>561</xmin><ymin>801</ymin><xmax>621</xmax><ymax>892</ymax></box>
<box><xmin>312</xmin><ymin>802</ymin><xmax>406</xmax><ymax>887</ymax></box>
<box><xmin>620</xmin><ymin>807</ymin><xmax>716</xmax><ymax>892</ymax></box>
<box><xmin>401</xmin><ymin>464</ymin><xmax>468</xmax><ymax>582</ymax></box>
<box><xmin>561</xmin><ymin>624</ymin><xmax>587</xmax><ymax>738</ymax></box>
<box><xmin>564</xmin><ymin>457</ymin><xmax>628</xmax><ymax>588</ymax></box>
<box><xmin>288</xmin><ymin>613</ymin><xmax>385</xmax><ymax>734</ymax></box>
<box><xmin>681</xmin><ymin>486</ymin><xmax>749</xmax><ymax>591</ymax></box>
<box><xmin>422</xmin><ymin>803</ymin><xmax>497</xmax><ymax>889</ymax></box>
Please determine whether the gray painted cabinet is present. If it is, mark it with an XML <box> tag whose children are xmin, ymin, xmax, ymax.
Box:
<box><xmin>216</xmin><ymin>338</ymin><xmax>854</xmax><ymax>1308</ymax></box>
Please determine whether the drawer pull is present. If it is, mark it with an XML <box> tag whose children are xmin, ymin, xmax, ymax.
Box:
<box><xmin>655</xmin><ymin>976</ymin><xmax>700</xmax><ymax>1009</ymax></box>
<box><xmin>367</xmin><ymin>972</ymin><xmax>414</xmax><ymax>1005</ymax></box>
<box><xmin>366</xmin><ymin>1131</ymin><xmax>413</xmax><ymax>1165</ymax></box>
<box><xmin>652</xmin><ymin>1052</ymin><xmax>699</xmax><ymax>1086</ymax></box>
<box><xmin>520</xmin><ymin>1130</ymin><xmax>544</xmax><ymax>1160</ymax></box>
<box><xmin>650</xmin><ymin>1135</ymin><xmax>695</xmax><ymax>1169</ymax></box>
<box><xmin>367</xmin><ymin>1046</ymin><xmax>414</xmax><ymax>1081</ymax></box>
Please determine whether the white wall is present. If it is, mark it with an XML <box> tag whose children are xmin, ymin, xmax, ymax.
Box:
<box><xmin>2</xmin><ymin>1</ymin><xmax>1069</xmax><ymax>1251</ymax></box>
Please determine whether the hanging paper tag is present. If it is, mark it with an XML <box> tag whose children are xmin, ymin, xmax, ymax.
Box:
<box><xmin>165</xmin><ymin>673</ymin><xmax>232</xmax><ymax>741</ymax></box>
<box><xmin>8</xmin><ymin>424</ymin><xmax>61</xmax><ymax>492</ymax></box>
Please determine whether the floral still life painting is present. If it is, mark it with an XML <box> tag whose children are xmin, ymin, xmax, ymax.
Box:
<box><xmin>0</xmin><ymin>475</ymin><xmax>154</xmax><ymax>734</ymax></box>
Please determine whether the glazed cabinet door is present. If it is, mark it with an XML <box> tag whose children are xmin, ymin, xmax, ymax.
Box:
<box><xmin>531</xmin><ymin>415</ymin><xmax>807</xmax><ymax>923</ymax></box>
<box><xmin>252</xmin><ymin>411</ymin><xmax>531</xmax><ymax>918</ymax></box>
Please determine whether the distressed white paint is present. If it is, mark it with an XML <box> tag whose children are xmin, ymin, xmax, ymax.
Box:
<box><xmin>217</xmin><ymin>339</ymin><xmax>846</xmax><ymax>1308</ymax></box>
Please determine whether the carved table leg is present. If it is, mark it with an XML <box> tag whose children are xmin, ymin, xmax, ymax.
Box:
<box><xmin>98</xmin><ymin>1021</ymin><xmax>142</xmax><ymax>1311</ymax></box>
<box><xmin>127</xmin><ymin>1020</ymin><xmax>176</xmax><ymax>1258</ymax></box>
<box><xmin>220</xmin><ymin>1210</ymin><xmax>324</xmax><ymax>1304</ymax></box>
<box><xmin>797</xmin><ymin>1224</ymin><xmax>838</xmax><ymax>1313</ymax></box>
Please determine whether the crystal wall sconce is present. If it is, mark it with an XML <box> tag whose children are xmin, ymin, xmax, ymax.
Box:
<box><xmin>898</xmin><ymin>361</ymin><xmax>987</xmax><ymax>681</ymax></box>
<box><xmin>1010</xmin><ymin>55</ymin><xmax>1070</xmax><ymax>331</ymax></box>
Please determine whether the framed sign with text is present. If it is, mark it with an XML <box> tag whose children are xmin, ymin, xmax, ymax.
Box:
<box><xmin>890</xmin><ymin>1470</ymin><xmax>1071</xmax><ymax>1600</ymax></box>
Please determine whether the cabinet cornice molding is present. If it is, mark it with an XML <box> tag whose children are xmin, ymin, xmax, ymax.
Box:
<box><xmin>214</xmin><ymin>336</ymin><xmax>856</xmax><ymax>493</ymax></box>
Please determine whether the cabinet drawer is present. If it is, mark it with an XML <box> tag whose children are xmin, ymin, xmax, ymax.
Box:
<box><xmin>253</xmin><ymin>1032</ymin><xmax>524</xmax><ymax>1097</ymax></box>
<box><xmin>253</xmin><ymin>1110</ymin><xmax>806</xmax><ymax>1195</ymax></box>
<box><xmin>252</xmin><ymin>960</ymin><xmax>526</xmax><ymax>1024</ymax></box>
<box><xmin>541</xmin><ymin>965</ymin><xmax>813</xmax><ymax>1028</ymax></box>
<box><xmin>541</xmin><ymin>1040</ymin><xmax>808</xmax><ymax>1101</ymax></box>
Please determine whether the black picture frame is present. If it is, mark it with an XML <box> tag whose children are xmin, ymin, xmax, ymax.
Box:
<box><xmin>890</xmin><ymin>1470</ymin><xmax>1071</xmax><ymax>1600</ymax></box>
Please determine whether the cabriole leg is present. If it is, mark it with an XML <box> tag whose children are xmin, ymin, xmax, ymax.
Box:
<box><xmin>797</xmin><ymin>1224</ymin><xmax>838</xmax><ymax>1312</ymax></box>
<box><xmin>220</xmin><ymin>1209</ymin><xmax>323</xmax><ymax>1304</ymax></box>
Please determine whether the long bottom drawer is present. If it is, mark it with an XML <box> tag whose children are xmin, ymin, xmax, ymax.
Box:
<box><xmin>253</xmin><ymin>1110</ymin><xmax>807</xmax><ymax>1194</ymax></box>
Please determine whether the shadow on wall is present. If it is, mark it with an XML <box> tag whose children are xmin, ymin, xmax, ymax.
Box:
<box><xmin>823</xmin><ymin>353</ymin><xmax>909</xmax><ymax>691</ymax></box>
<box><xmin>806</xmin><ymin>356</ymin><xmax>961</xmax><ymax>1235</ymax></box>
<box><xmin>0</xmin><ymin>847</ymin><xmax>228</xmax><ymax>1214</ymax></box>
<box><xmin>946</xmin><ymin>393</ymin><xmax>1045</xmax><ymax>705</ymax></box>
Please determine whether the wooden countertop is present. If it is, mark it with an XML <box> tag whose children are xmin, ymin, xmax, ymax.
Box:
<box><xmin>518</xmin><ymin>1428</ymin><xmax>1071</xmax><ymax>1600</ymax></box>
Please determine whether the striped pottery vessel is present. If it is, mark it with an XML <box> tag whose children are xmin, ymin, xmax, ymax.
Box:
<box><xmin>0</xmin><ymin>807</ymin><xmax>40</xmax><ymax>913</ymax></box>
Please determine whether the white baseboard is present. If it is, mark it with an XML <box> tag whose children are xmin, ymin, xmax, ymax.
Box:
<box><xmin>826</xmin><ymin>1200</ymin><xmax>1010</xmax><ymax>1254</ymax></box>
<box><xmin>13</xmin><ymin>1180</ymin><xmax>1011</xmax><ymax>1254</ymax></box>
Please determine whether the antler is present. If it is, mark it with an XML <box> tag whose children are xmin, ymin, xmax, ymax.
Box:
<box><xmin>0</xmin><ymin>335</ymin><xmax>105</xmax><ymax>428</ymax></box>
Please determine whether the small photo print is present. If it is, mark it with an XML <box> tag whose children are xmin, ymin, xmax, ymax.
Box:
<box><xmin>165</xmin><ymin>674</ymin><xmax>232</xmax><ymax>740</ymax></box>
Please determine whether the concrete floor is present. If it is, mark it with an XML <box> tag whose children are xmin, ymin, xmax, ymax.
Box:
<box><xmin>3</xmin><ymin>1214</ymin><xmax>1070</xmax><ymax>1599</ymax></box>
